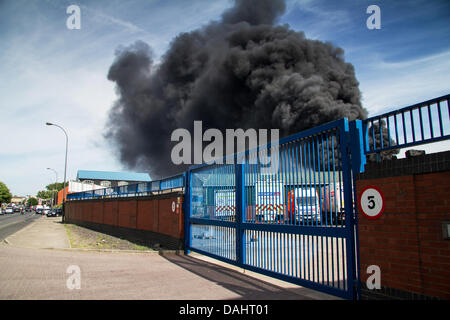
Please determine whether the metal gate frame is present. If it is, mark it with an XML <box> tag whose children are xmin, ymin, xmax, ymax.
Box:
<box><xmin>62</xmin><ymin>94</ymin><xmax>449</xmax><ymax>300</ymax></box>
<box><xmin>184</xmin><ymin>118</ymin><xmax>365</xmax><ymax>300</ymax></box>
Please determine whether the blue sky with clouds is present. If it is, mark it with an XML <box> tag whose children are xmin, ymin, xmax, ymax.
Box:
<box><xmin>0</xmin><ymin>0</ymin><xmax>449</xmax><ymax>196</ymax></box>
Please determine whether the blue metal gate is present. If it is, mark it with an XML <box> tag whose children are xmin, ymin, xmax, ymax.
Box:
<box><xmin>185</xmin><ymin>118</ymin><xmax>363</xmax><ymax>299</ymax></box>
<box><xmin>64</xmin><ymin>93</ymin><xmax>448</xmax><ymax>300</ymax></box>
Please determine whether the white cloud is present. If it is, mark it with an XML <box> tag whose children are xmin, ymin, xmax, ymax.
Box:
<box><xmin>283</xmin><ymin>0</ymin><xmax>353</xmax><ymax>40</ymax></box>
<box><xmin>1</xmin><ymin>0</ymin><xmax>449</xmax><ymax>196</ymax></box>
<box><xmin>356</xmin><ymin>50</ymin><xmax>450</xmax><ymax>158</ymax></box>
<box><xmin>0</xmin><ymin>34</ymin><xmax>121</xmax><ymax>196</ymax></box>
<box><xmin>84</xmin><ymin>6</ymin><xmax>146</xmax><ymax>34</ymax></box>
<box><xmin>358</xmin><ymin>50</ymin><xmax>450</xmax><ymax>115</ymax></box>
<box><xmin>0</xmin><ymin>0</ymin><xmax>232</xmax><ymax>196</ymax></box>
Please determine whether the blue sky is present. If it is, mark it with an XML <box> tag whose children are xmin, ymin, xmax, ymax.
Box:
<box><xmin>0</xmin><ymin>0</ymin><xmax>449</xmax><ymax>196</ymax></box>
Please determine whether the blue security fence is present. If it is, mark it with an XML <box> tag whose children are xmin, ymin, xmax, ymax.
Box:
<box><xmin>185</xmin><ymin>118</ymin><xmax>362</xmax><ymax>299</ymax></box>
<box><xmin>65</xmin><ymin>94</ymin><xmax>449</xmax><ymax>300</ymax></box>
<box><xmin>363</xmin><ymin>94</ymin><xmax>450</xmax><ymax>157</ymax></box>
<box><xmin>66</xmin><ymin>173</ymin><xmax>185</xmax><ymax>200</ymax></box>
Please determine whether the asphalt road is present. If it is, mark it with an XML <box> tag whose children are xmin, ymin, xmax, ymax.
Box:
<box><xmin>0</xmin><ymin>211</ymin><xmax>41</xmax><ymax>241</ymax></box>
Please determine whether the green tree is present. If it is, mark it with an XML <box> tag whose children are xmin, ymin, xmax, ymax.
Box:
<box><xmin>36</xmin><ymin>182</ymin><xmax>68</xmax><ymax>203</ymax></box>
<box><xmin>0</xmin><ymin>181</ymin><xmax>12</xmax><ymax>205</ymax></box>
<box><xmin>27</xmin><ymin>197</ymin><xmax>38</xmax><ymax>206</ymax></box>
<box><xmin>37</xmin><ymin>182</ymin><xmax>65</xmax><ymax>198</ymax></box>
<box><xmin>46</xmin><ymin>182</ymin><xmax>65</xmax><ymax>192</ymax></box>
<box><xmin>37</xmin><ymin>190</ymin><xmax>53</xmax><ymax>199</ymax></box>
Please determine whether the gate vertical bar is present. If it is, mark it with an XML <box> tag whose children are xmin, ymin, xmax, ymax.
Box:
<box><xmin>236</xmin><ymin>162</ymin><xmax>245</xmax><ymax>267</ymax></box>
<box><xmin>339</xmin><ymin>118</ymin><xmax>356</xmax><ymax>299</ymax></box>
<box><xmin>184</xmin><ymin>170</ymin><xmax>191</xmax><ymax>255</ymax></box>
<box><xmin>349</xmin><ymin>120</ymin><xmax>365</xmax><ymax>300</ymax></box>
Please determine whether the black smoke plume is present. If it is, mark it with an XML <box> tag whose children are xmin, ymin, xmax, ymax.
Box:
<box><xmin>106</xmin><ymin>0</ymin><xmax>386</xmax><ymax>179</ymax></box>
<box><xmin>366</xmin><ymin>120</ymin><xmax>399</xmax><ymax>162</ymax></box>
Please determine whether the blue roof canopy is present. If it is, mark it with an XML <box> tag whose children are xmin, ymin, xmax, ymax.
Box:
<box><xmin>77</xmin><ymin>170</ymin><xmax>151</xmax><ymax>182</ymax></box>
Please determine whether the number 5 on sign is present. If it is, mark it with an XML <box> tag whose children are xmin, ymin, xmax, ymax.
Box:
<box><xmin>358</xmin><ymin>186</ymin><xmax>385</xmax><ymax>220</ymax></box>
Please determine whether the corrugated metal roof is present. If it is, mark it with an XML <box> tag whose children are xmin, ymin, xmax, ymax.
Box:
<box><xmin>76</xmin><ymin>170</ymin><xmax>151</xmax><ymax>182</ymax></box>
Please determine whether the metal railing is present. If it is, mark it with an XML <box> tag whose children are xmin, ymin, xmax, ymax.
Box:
<box><xmin>66</xmin><ymin>173</ymin><xmax>185</xmax><ymax>201</ymax></box>
<box><xmin>186</xmin><ymin>118</ymin><xmax>358</xmax><ymax>299</ymax></box>
<box><xmin>363</xmin><ymin>94</ymin><xmax>450</xmax><ymax>156</ymax></box>
<box><xmin>66</xmin><ymin>93</ymin><xmax>449</xmax><ymax>201</ymax></box>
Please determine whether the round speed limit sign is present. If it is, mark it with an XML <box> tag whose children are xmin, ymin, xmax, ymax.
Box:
<box><xmin>172</xmin><ymin>201</ymin><xmax>176</xmax><ymax>213</ymax></box>
<box><xmin>359</xmin><ymin>186</ymin><xmax>385</xmax><ymax>219</ymax></box>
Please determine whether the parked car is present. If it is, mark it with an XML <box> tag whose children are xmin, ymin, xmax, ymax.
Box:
<box><xmin>42</xmin><ymin>207</ymin><xmax>51</xmax><ymax>215</ymax></box>
<box><xmin>5</xmin><ymin>206</ymin><xmax>14</xmax><ymax>214</ymax></box>
<box><xmin>0</xmin><ymin>208</ymin><xmax>3</xmax><ymax>215</ymax></box>
<box><xmin>46</xmin><ymin>209</ymin><xmax>57</xmax><ymax>217</ymax></box>
<box><xmin>13</xmin><ymin>206</ymin><xmax>20</xmax><ymax>213</ymax></box>
<box><xmin>54</xmin><ymin>208</ymin><xmax>62</xmax><ymax>216</ymax></box>
<box><xmin>36</xmin><ymin>208</ymin><xmax>43</xmax><ymax>214</ymax></box>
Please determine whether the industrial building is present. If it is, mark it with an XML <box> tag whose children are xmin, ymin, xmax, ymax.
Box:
<box><xmin>57</xmin><ymin>170</ymin><xmax>151</xmax><ymax>205</ymax></box>
<box><xmin>76</xmin><ymin>170</ymin><xmax>151</xmax><ymax>188</ymax></box>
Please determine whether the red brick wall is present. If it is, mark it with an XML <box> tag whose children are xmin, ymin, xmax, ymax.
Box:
<box><xmin>118</xmin><ymin>200</ymin><xmax>137</xmax><ymax>229</ymax></box>
<box><xmin>92</xmin><ymin>201</ymin><xmax>103</xmax><ymax>224</ymax></box>
<box><xmin>102</xmin><ymin>201</ymin><xmax>115</xmax><ymax>226</ymax></box>
<box><xmin>357</xmin><ymin>171</ymin><xmax>450</xmax><ymax>299</ymax></box>
<box><xmin>65</xmin><ymin>194</ymin><xmax>184</xmax><ymax>241</ymax></box>
<box><xmin>137</xmin><ymin>199</ymin><xmax>159</xmax><ymax>231</ymax></box>
<box><xmin>157</xmin><ymin>197</ymin><xmax>184</xmax><ymax>239</ymax></box>
<box><xmin>82</xmin><ymin>201</ymin><xmax>92</xmax><ymax>222</ymax></box>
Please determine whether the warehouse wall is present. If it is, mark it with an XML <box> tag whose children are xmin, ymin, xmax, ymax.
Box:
<box><xmin>357</xmin><ymin>151</ymin><xmax>450</xmax><ymax>300</ymax></box>
<box><xmin>65</xmin><ymin>192</ymin><xmax>184</xmax><ymax>250</ymax></box>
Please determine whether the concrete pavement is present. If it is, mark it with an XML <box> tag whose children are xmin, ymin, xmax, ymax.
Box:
<box><xmin>0</xmin><ymin>215</ymin><xmax>338</xmax><ymax>300</ymax></box>
<box><xmin>4</xmin><ymin>215</ymin><xmax>71</xmax><ymax>249</ymax></box>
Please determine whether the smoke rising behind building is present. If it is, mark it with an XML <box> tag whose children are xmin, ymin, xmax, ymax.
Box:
<box><xmin>105</xmin><ymin>0</ymin><xmax>370</xmax><ymax>178</ymax></box>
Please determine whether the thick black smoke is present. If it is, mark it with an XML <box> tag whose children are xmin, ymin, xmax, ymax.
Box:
<box><xmin>105</xmin><ymin>0</ymin><xmax>374</xmax><ymax>179</ymax></box>
<box><xmin>366</xmin><ymin>120</ymin><xmax>399</xmax><ymax>162</ymax></box>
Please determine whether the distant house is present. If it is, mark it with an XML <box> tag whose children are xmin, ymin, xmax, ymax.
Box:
<box><xmin>11</xmin><ymin>196</ymin><xmax>26</xmax><ymax>204</ymax></box>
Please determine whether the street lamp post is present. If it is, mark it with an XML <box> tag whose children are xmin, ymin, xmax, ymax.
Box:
<box><xmin>46</xmin><ymin>122</ymin><xmax>68</xmax><ymax>222</ymax></box>
<box><xmin>46</xmin><ymin>167</ymin><xmax>58</xmax><ymax>208</ymax></box>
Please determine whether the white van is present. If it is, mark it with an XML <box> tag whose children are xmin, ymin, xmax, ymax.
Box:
<box><xmin>289</xmin><ymin>187</ymin><xmax>321</xmax><ymax>223</ymax></box>
<box><xmin>255</xmin><ymin>180</ymin><xmax>284</xmax><ymax>222</ymax></box>
<box><xmin>214</xmin><ymin>189</ymin><xmax>235</xmax><ymax>221</ymax></box>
